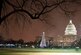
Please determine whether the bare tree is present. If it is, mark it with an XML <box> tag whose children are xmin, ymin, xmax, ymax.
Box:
<box><xmin>0</xmin><ymin>0</ymin><xmax>66</xmax><ymax>24</ymax></box>
<box><xmin>0</xmin><ymin>0</ymin><xmax>81</xmax><ymax>25</ymax></box>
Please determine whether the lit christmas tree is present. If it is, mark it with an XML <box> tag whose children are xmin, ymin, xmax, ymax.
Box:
<box><xmin>40</xmin><ymin>32</ymin><xmax>46</xmax><ymax>48</ymax></box>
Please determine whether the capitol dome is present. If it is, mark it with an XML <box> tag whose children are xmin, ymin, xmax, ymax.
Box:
<box><xmin>65</xmin><ymin>20</ymin><xmax>77</xmax><ymax>35</ymax></box>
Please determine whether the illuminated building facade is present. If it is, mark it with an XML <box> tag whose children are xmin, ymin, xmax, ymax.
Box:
<box><xmin>47</xmin><ymin>20</ymin><xmax>77</xmax><ymax>47</ymax></box>
<box><xmin>39</xmin><ymin>20</ymin><xmax>77</xmax><ymax>47</ymax></box>
<box><xmin>65</xmin><ymin>20</ymin><xmax>77</xmax><ymax>35</ymax></box>
<box><xmin>63</xmin><ymin>20</ymin><xmax>77</xmax><ymax>46</ymax></box>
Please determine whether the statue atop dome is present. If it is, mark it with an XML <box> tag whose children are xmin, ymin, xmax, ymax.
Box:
<box><xmin>70</xmin><ymin>20</ymin><xmax>72</xmax><ymax>23</ymax></box>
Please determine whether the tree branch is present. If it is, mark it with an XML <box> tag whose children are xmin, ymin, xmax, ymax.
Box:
<box><xmin>0</xmin><ymin>9</ymin><xmax>34</xmax><ymax>24</ymax></box>
<box><xmin>5</xmin><ymin>0</ymin><xmax>20</xmax><ymax>8</ymax></box>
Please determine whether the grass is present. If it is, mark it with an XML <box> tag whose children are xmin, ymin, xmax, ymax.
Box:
<box><xmin>0</xmin><ymin>48</ymin><xmax>81</xmax><ymax>55</ymax></box>
<box><xmin>0</xmin><ymin>48</ymin><xmax>81</xmax><ymax>52</ymax></box>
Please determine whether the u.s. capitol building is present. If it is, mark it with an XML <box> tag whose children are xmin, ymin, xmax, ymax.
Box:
<box><xmin>40</xmin><ymin>20</ymin><xmax>79</xmax><ymax>47</ymax></box>
<box><xmin>52</xmin><ymin>20</ymin><xmax>77</xmax><ymax>47</ymax></box>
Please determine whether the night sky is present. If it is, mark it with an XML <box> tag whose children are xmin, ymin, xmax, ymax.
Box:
<box><xmin>0</xmin><ymin>0</ymin><xmax>81</xmax><ymax>41</ymax></box>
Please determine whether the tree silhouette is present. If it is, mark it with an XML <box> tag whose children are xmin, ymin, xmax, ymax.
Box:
<box><xmin>0</xmin><ymin>0</ymin><xmax>81</xmax><ymax>25</ymax></box>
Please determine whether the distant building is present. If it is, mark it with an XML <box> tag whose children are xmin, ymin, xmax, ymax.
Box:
<box><xmin>65</xmin><ymin>20</ymin><xmax>77</xmax><ymax>35</ymax></box>
<box><xmin>57</xmin><ymin>20</ymin><xmax>77</xmax><ymax>47</ymax></box>
<box><xmin>39</xmin><ymin>20</ymin><xmax>78</xmax><ymax>47</ymax></box>
<box><xmin>61</xmin><ymin>20</ymin><xmax>77</xmax><ymax>46</ymax></box>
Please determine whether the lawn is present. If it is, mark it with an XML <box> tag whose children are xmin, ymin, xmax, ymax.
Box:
<box><xmin>0</xmin><ymin>48</ymin><xmax>81</xmax><ymax>55</ymax></box>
